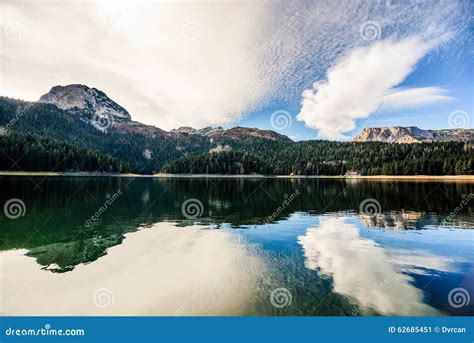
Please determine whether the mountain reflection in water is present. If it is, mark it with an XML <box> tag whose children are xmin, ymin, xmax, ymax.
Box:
<box><xmin>0</xmin><ymin>177</ymin><xmax>472</xmax><ymax>316</ymax></box>
<box><xmin>1</xmin><ymin>223</ymin><xmax>266</xmax><ymax>315</ymax></box>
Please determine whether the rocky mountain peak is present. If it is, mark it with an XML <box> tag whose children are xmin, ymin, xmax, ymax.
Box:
<box><xmin>169</xmin><ymin>125</ymin><xmax>291</xmax><ymax>142</ymax></box>
<box><xmin>352</xmin><ymin>126</ymin><xmax>473</xmax><ymax>143</ymax></box>
<box><xmin>39</xmin><ymin>84</ymin><xmax>131</xmax><ymax>122</ymax></box>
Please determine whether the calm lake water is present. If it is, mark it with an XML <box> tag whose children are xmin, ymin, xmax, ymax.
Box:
<box><xmin>1</xmin><ymin>176</ymin><xmax>473</xmax><ymax>316</ymax></box>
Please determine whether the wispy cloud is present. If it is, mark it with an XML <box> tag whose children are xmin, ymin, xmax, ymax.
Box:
<box><xmin>0</xmin><ymin>0</ymin><xmax>469</xmax><ymax>130</ymax></box>
<box><xmin>296</xmin><ymin>38</ymin><xmax>454</xmax><ymax>139</ymax></box>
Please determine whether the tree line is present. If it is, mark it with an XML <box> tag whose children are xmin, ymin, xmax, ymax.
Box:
<box><xmin>0</xmin><ymin>132</ymin><xmax>128</xmax><ymax>173</ymax></box>
<box><xmin>163</xmin><ymin>141</ymin><xmax>473</xmax><ymax>175</ymax></box>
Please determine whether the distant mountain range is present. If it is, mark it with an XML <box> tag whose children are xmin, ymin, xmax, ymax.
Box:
<box><xmin>353</xmin><ymin>126</ymin><xmax>473</xmax><ymax>143</ymax></box>
<box><xmin>37</xmin><ymin>84</ymin><xmax>291</xmax><ymax>143</ymax></box>
<box><xmin>0</xmin><ymin>84</ymin><xmax>472</xmax><ymax>175</ymax></box>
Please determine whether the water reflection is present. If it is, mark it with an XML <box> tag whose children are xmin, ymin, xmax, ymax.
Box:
<box><xmin>298</xmin><ymin>217</ymin><xmax>445</xmax><ymax>315</ymax></box>
<box><xmin>0</xmin><ymin>177</ymin><xmax>472</xmax><ymax>316</ymax></box>
<box><xmin>1</xmin><ymin>223</ymin><xmax>266</xmax><ymax>315</ymax></box>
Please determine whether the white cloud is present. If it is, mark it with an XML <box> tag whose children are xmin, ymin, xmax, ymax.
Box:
<box><xmin>1</xmin><ymin>223</ymin><xmax>266</xmax><ymax>315</ymax></box>
<box><xmin>297</xmin><ymin>217</ymin><xmax>438</xmax><ymax>315</ymax></box>
<box><xmin>296</xmin><ymin>38</ymin><xmax>454</xmax><ymax>139</ymax></box>
<box><xmin>0</xmin><ymin>0</ymin><xmax>468</xmax><ymax>130</ymax></box>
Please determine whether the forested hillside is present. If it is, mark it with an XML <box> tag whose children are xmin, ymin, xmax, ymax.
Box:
<box><xmin>1</xmin><ymin>96</ymin><xmax>472</xmax><ymax>176</ymax></box>
<box><xmin>0</xmin><ymin>132</ymin><xmax>128</xmax><ymax>173</ymax></box>
<box><xmin>0</xmin><ymin>97</ymin><xmax>288</xmax><ymax>174</ymax></box>
<box><xmin>0</xmin><ymin>97</ymin><xmax>199</xmax><ymax>173</ymax></box>
<box><xmin>164</xmin><ymin>141</ymin><xmax>473</xmax><ymax>175</ymax></box>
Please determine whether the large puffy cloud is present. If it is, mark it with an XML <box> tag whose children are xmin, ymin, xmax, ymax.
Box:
<box><xmin>0</xmin><ymin>0</ymin><xmax>468</xmax><ymax>130</ymax></box>
<box><xmin>1</xmin><ymin>223</ymin><xmax>266</xmax><ymax>315</ymax></box>
<box><xmin>297</xmin><ymin>217</ymin><xmax>440</xmax><ymax>315</ymax></box>
<box><xmin>296</xmin><ymin>38</ymin><xmax>453</xmax><ymax>139</ymax></box>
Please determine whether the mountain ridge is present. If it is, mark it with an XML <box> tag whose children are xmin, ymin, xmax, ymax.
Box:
<box><xmin>1</xmin><ymin>85</ymin><xmax>472</xmax><ymax>175</ymax></box>
<box><xmin>353</xmin><ymin>126</ymin><xmax>473</xmax><ymax>143</ymax></box>
<box><xmin>36</xmin><ymin>84</ymin><xmax>473</xmax><ymax>143</ymax></box>
<box><xmin>37</xmin><ymin>84</ymin><xmax>292</xmax><ymax>142</ymax></box>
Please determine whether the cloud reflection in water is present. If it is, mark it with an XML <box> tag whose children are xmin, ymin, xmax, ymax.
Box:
<box><xmin>297</xmin><ymin>217</ymin><xmax>439</xmax><ymax>315</ymax></box>
<box><xmin>0</xmin><ymin>223</ymin><xmax>266</xmax><ymax>315</ymax></box>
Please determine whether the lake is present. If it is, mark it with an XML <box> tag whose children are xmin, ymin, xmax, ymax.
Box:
<box><xmin>1</xmin><ymin>176</ymin><xmax>473</xmax><ymax>316</ymax></box>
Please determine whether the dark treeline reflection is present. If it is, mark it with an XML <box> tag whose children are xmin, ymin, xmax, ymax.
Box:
<box><xmin>0</xmin><ymin>176</ymin><xmax>472</xmax><ymax>272</ymax></box>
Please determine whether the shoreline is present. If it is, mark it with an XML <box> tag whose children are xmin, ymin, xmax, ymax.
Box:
<box><xmin>0</xmin><ymin>171</ymin><xmax>473</xmax><ymax>182</ymax></box>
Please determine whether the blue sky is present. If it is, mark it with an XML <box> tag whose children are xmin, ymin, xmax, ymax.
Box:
<box><xmin>235</xmin><ymin>16</ymin><xmax>474</xmax><ymax>141</ymax></box>
<box><xmin>2</xmin><ymin>0</ymin><xmax>473</xmax><ymax>141</ymax></box>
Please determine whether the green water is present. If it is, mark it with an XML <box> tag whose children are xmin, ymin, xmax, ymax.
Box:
<box><xmin>1</xmin><ymin>176</ymin><xmax>473</xmax><ymax>316</ymax></box>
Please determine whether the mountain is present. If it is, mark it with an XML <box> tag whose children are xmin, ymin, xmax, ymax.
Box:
<box><xmin>39</xmin><ymin>84</ymin><xmax>291</xmax><ymax>142</ymax></box>
<box><xmin>0</xmin><ymin>85</ymin><xmax>291</xmax><ymax>173</ymax></box>
<box><xmin>353</xmin><ymin>126</ymin><xmax>474</xmax><ymax>143</ymax></box>
<box><xmin>169</xmin><ymin>126</ymin><xmax>286</xmax><ymax>141</ymax></box>
<box><xmin>0</xmin><ymin>85</ymin><xmax>472</xmax><ymax>175</ymax></box>
<box><xmin>39</xmin><ymin>84</ymin><xmax>131</xmax><ymax>123</ymax></box>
